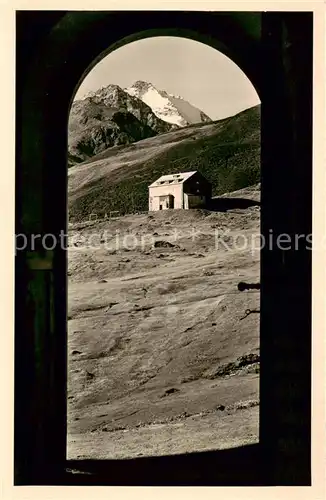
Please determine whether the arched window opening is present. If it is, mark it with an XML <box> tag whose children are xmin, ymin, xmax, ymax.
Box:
<box><xmin>67</xmin><ymin>34</ymin><xmax>261</xmax><ymax>462</ymax></box>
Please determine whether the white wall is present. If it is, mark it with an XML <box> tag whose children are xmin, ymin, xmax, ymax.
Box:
<box><xmin>149</xmin><ymin>184</ymin><xmax>183</xmax><ymax>211</ymax></box>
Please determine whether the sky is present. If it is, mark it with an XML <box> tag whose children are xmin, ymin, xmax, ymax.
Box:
<box><xmin>74</xmin><ymin>36</ymin><xmax>260</xmax><ymax>120</ymax></box>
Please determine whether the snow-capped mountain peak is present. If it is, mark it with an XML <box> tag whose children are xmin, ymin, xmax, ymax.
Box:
<box><xmin>125</xmin><ymin>81</ymin><xmax>212</xmax><ymax>127</ymax></box>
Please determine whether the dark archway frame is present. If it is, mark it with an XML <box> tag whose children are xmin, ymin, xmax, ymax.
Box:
<box><xmin>15</xmin><ymin>11</ymin><xmax>312</xmax><ymax>485</ymax></box>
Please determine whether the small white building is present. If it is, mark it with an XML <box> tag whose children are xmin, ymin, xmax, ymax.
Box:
<box><xmin>148</xmin><ymin>171</ymin><xmax>212</xmax><ymax>211</ymax></box>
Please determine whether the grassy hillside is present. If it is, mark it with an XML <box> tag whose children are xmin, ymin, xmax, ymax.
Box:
<box><xmin>68</xmin><ymin>105</ymin><xmax>260</xmax><ymax>221</ymax></box>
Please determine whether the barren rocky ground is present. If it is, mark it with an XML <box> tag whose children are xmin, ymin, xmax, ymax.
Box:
<box><xmin>67</xmin><ymin>185</ymin><xmax>260</xmax><ymax>459</ymax></box>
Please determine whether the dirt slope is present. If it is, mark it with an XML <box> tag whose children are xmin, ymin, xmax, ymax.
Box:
<box><xmin>67</xmin><ymin>185</ymin><xmax>260</xmax><ymax>459</ymax></box>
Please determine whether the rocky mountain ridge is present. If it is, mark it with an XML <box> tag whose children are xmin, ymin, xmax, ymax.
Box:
<box><xmin>69</xmin><ymin>81</ymin><xmax>212</xmax><ymax>165</ymax></box>
<box><xmin>69</xmin><ymin>84</ymin><xmax>175</xmax><ymax>164</ymax></box>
